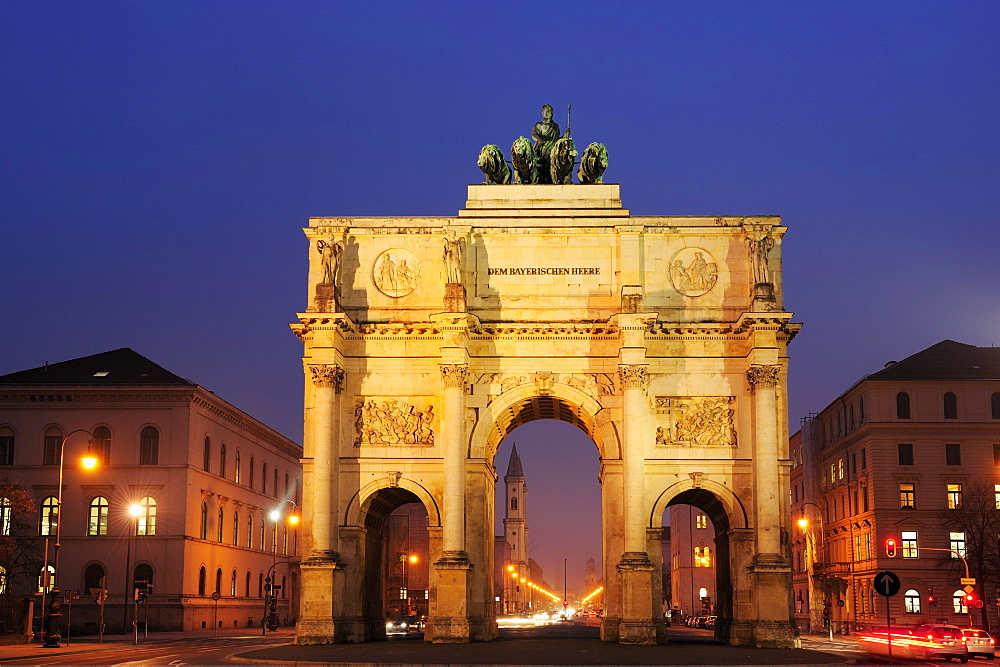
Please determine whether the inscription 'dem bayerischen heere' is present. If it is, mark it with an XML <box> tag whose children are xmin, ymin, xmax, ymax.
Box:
<box><xmin>487</xmin><ymin>267</ymin><xmax>601</xmax><ymax>276</ymax></box>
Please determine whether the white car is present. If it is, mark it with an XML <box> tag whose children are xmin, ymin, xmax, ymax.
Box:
<box><xmin>962</xmin><ymin>628</ymin><xmax>995</xmax><ymax>660</ymax></box>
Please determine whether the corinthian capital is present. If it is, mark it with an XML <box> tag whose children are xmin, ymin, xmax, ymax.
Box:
<box><xmin>440</xmin><ymin>364</ymin><xmax>469</xmax><ymax>389</ymax></box>
<box><xmin>309</xmin><ymin>364</ymin><xmax>345</xmax><ymax>392</ymax></box>
<box><xmin>746</xmin><ymin>364</ymin><xmax>781</xmax><ymax>394</ymax></box>
<box><xmin>618</xmin><ymin>365</ymin><xmax>648</xmax><ymax>390</ymax></box>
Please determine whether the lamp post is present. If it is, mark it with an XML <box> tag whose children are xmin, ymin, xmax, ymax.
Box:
<box><xmin>401</xmin><ymin>553</ymin><xmax>417</xmax><ymax>615</ymax></box>
<box><xmin>798</xmin><ymin>501</ymin><xmax>832</xmax><ymax>640</ymax></box>
<box><xmin>41</xmin><ymin>429</ymin><xmax>97</xmax><ymax>648</ymax></box>
<box><xmin>122</xmin><ymin>504</ymin><xmax>141</xmax><ymax>639</ymax></box>
<box><xmin>263</xmin><ymin>500</ymin><xmax>299</xmax><ymax>634</ymax></box>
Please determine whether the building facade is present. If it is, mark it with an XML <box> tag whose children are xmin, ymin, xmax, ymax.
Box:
<box><xmin>0</xmin><ymin>349</ymin><xmax>303</xmax><ymax>633</ymax></box>
<box><xmin>667</xmin><ymin>505</ymin><xmax>717</xmax><ymax>619</ymax></box>
<box><xmin>790</xmin><ymin>340</ymin><xmax>1000</xmax><ymax>634</ymax></box>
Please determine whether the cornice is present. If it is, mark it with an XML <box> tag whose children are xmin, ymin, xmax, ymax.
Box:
<box><xmin>191</xmin><ymin>394</ymin><xmax>301</xmax><ymax>458</ymax></box>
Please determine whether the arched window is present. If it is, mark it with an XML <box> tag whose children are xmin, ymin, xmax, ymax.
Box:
<box><xmin>0</xmin><ymin>426</ymin><xmax>14</xmax><ymax>465</ymax></box>
<box><xmin>134</xmin><ymin>563</ymin><xmax>153</xmax><ymax>591</ymax></box>
<box><xmin>258</xmin><ymin>572</ymin><xmax>264</xmax><ymax>597</ymax></box>
<box><xmin>137</xmin><ymin>496</ymin><xmax>156</xmax><ymax>536</ymax></box>
<box><xmin>944</xmin><ymin>392</ymin><xmax>958</xmax><ymax>419</ymax></box>
<box><xmin>91</xmin><ymin>426</ymin><xmax>111</xmax><ymax>464</ymax></box>
<box><xmin>246</xmin><ymin>512</ymin><xmax>253</xmax><ymax>549</ymax></box>
<box><xmin>233</xmin><ymin>511</ymin><xmax>239</xmax><ymax>546</ymax></box>
<box><xmin>273</xmin><ymin>468</ymin><xmax>278</xmax><ymax>497</ymax></box>
<box><xmin>139</xmin><ymin>426</ymin><xmax>158</xmax><ymax>465</ymax></box>
<box><xmin>38</xmin><ymin>565</ymin><xmax>55</xmax><ymax>593</ymax></box>
<box><xmin>284</xmin><ymin>473</ymin><xmax>289</xmax><ymax>495</ymax></box>
<box><xmin>282</xmin><ymin>526</ymin><xmax>288</xmax><ymax>555</ymax></box>
<box><xmin>245</xmin><ymin>571</ymin><xmax>251</xmax><ymax>597</ymax></box>
<box><xmin>259</xmin><ymin>515</ymin><xmax>265</xmax><ymax>550</ymax></box>
<box><xmin>203</xmin><ymin>436</ymin><xmax>211</xmax><ymax>472</ymax></box>
<box><xmin>953</xmin><ymin>589</ymin><xmax>969</xmax><ymax>614</ymax></box>
<box><xmin>230</xmin><ymin>569</ymin><xmax>237</xmax><ymax>596</ymax></box>
<box><xmin>896</xmin><ymin>392</ymin><xmax>911</xmax><ymax>419</ymax></box>
<box><xmin>40</xmin><ymin>496</ymin><xmax>58</xmax><ymax>536</ymax></box>
<box><xmin>88</xmin><ymin>496</ymin><xmax>109</xmax><ymax>536</ymax></box>
<box><xmin>200</xmin><ymin>502</ymin><xmax>208</xmax><ymax>540</ymax></box>
<box><xmin>235</xmin><ymin>451</ymin><xmax>241</xmax><ymax>484</ymax></box>
<box><xmin>220</xmin><ymin>444</ymin><xmax>227</xmax><ymax>479</ymax></box>
<box><xmin>699</xmin><ymin>587</ymin><xmax>708</xmax><ymax>600</ymax></box>
<box><xmin>249</xmin><ymin>457</ymin><xmax>255</xmax><ymax>490</ymax></box>
<box><xmin>511</xmin><ymin>496</ymin><xmax>517</xmax><ymax>510</ymax></box>
<box><xmin>262</xmin><ymin>463</ymin><xmax>268</xmax><ymax>495</ymax></box>
<box><xmin>0</xmin><ymin>497</ymin><xmax>11</xmax><ymax>536</ymax></box>
<box><xmin>198</xmin><ymin>566</ymin><xmax>206</xmax><ymax>596</ymax></box>
<box><xmin>993</xmin><ymin>393</ymin><xmax>1000</xmax><ymax>420</ymax></box>
<box><xmin>215</xmin><ymin>568</ymin><xmax>222</xmax><ymax>595</ymax></box>
<box><xmin>84</xmin><ymin>563</ymin><xmax>105</xmax><ymax>593</ymax></box>
<box><xmin>43</xmin><ymin>427</ymin><xmax>61</xmax><ymax>465</ymax></box>
<box><xmin>904</xmin><ymin>588</ymin><xmax>921</xmax><ymax>613</ymax></box>
<box><xmin>217</xmin><ymin>506</ymin><xmax>224</xmax><ymax>542</ymax></box>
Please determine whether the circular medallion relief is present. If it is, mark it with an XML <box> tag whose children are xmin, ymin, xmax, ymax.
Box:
<box><xmin>373</xmin><ymin>249</ymin><xmax>419</xmax><ymax>297</ymax></box>
<box><xmin>669</xmin><ymin>247</ymin><xmax>719</xmax><ymax>297</ymax></box>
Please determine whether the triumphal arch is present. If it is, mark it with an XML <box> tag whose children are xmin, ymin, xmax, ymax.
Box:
<box><xmin>291</xmin><ymin>118</ymin><xmax>800</xmax><ymax>648</ymax></box>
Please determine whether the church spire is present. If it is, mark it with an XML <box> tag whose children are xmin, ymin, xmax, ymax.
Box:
<box><xmin>506</xmin><ymin>443</ymin><xmax>524</xmax><ymax>478</ymax></box>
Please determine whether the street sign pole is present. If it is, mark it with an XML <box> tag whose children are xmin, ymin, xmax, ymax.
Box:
<box><xmin>886</xmin><ymin>593</ymin><xmax>892</xmax><ymax>665</ymax></box>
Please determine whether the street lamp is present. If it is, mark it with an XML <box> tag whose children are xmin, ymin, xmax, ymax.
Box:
<box><xmin>400</xmin><ymin>554</ymin><xmax>418</xmax><ymax>615</ymax></box>
<box><xmin>41</xmin><ymin>428</ymin><xmax>97</xmax><ymax>648</ymax></box>
<box><xmin>122</xmin><ymin>503</ymin><xmax>141</xmax><ymax>640</ymax></box>
<box><xmin>263</xmin><ymin>499</ymin><xmax>299</xmax><ymax>634</ymax></box>
<box><xmin>797</xmin><ymin>501</ymin><xmax>832</xmax><ymax>640</ymax></box>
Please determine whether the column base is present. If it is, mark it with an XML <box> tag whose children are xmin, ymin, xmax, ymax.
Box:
<box><xmin>616</xmin><ymin>553</ymin><xmax>657</xmax><ymax>645</ymax></box>
<box><xmin>295</xmin><ymin>557</ymin><xmax>342</xmax><ymax>645</ymax></box>
<box><xmin>746</xmin><ymin>552</ymin><xmax>798</xmax><ymax>648</ymax></box>
<box><xmin>428</xmin><ymin>553</ymin><xmax>473</xmax><ymax>643</ymax></box>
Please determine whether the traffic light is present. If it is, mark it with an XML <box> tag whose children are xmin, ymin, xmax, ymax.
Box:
<box><xmin>885</xmin><ymin>538</ymin><xmax>897</xmax><ymax>558</ymax></box>
<box><xmin>928</xmin><ymin>594</ymin><xmax>937</xmax><ymax>606</ymax></box>
<box><xmin>965</xmin><ymin>592</ymin><xmax>976</xmax><ymax>605</ymax></box>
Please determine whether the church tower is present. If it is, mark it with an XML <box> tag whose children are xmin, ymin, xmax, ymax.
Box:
<box><xmin>503</xmin><ymin>444</ymin><xmax>528</xmax><ymax>567</ymax></box>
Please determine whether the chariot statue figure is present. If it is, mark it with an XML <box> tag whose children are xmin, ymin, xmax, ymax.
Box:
<box><xmin>532</xmin><ymin>104</ymin><xmax>569</xmax><ymax>184</ymax></box>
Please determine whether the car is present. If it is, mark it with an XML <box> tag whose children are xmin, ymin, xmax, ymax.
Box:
<box><xmin>962</xmin><ymin>628</ymin><xmax>995</xmax><ymax>660</ymax></box>
<box><xmin>385</xmin><ymin>615</ymin><xmax>421</xmax><ymax>636</ymax></box>
<box><xmin>911</xmin><ymin>624</ymin><xmax>970</xmax><ymax>662</ymax></box>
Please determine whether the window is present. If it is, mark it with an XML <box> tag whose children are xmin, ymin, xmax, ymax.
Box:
<box><xmin>230</xmin><ymin>569</ymin><xmax>237</xmax><ymax>596</ymax></box>
<box><xmin>220</xmin><ymin>444</ymin><xmax>227</xmax><ymax>479</ymax></box>
<box><xmin>904</xmin><ymin>589</ymin><xmax>921</xmax><ymax>613</ymax></box>
<box><xmin>215</xmin><ymin>568</ymin><xmax>222</xmax><ymax>595</ymax></box>
<box><xmin>993</xmin><ymin>393</ymin><xmax>1000</xmax><ymax>419</ymax></box>
<box><xmin>217</xmin><ymin>506</ymin><xmax>224</xmax><ymax>542</ymax></box>
<box><xmin>948</xmin><ymin>484</ymin><xmax>963</xmax><ymax>509</ymax></box>
<box><xmin>282</xmin><ymin>526</ymin><xmax>288</xmax><ymax>555</ymax></box>
<box><xmin>91</xmin><ymin>426</ymin><xmax>111</xmax><ymax>464</ymax></box>
<box><xmin>38</xmin><ymin>565</ymin><xmax>55</xmax><ymax>593</ymax></box>
<box><xmin>511</xmin><ymin>495</ymin><xmax>517</xmax><ymax>510</ymax></box>
<box><xmin>200</xmin><ymin>502</ymin><xmax>208</xmax><ymax>540</ymax></box>
<box><xmin>0</xmin><ymin>497</ymin><xmax>10</xmax><ymax>536</ymax></box>
<box><xmin>896</xmin><ymin>392</ymin><xmax>911</xmax><ymax>419</ymax></box>
<box><xmin>259</xmin><ymin>515</ymin><xmax>265</xmax><ymax>550</ymax></box>
<box><xmin>137</xmin><ymin>496</ymin><xmax>156</xmax><ymax>535</ymax></box>
<box><xmin>249</xmin><ymin>457</ymin><xmax>255</xmax><ymax>490</ymax></box>
<box><xmin>281</xmin><ymin>575</ymin><xmax>287</xmax><ymax>599</ymax></box>
<box><xmin>694</xmin><ymin>546</ymin><xmax>711</xmax><ymax>567</ymax></box>
<box><xmin>838</xmin><ymin>459</ymin><xmax>845</xmax><ymax>480</ymax></box>
<box><xmin>134</xmin><ymin>563</ymin><xmax>153</xmax><ymax>592</ymax></box>
<box><xmin>944</xmin><ymin>392</ymin><xmax>958</xmax><ymax>419</ymax></box>
<box><xmin>862</xmin><ymin>485</ymin><xmax>869</xmax><ymax>511</ymax></box>
<box><xmin>203</xmin><ymin>437</ymin><xmax>211</xmax><ymax>472</ymax></box>
<box><xmin>235</xmin><ymin>451</ymin><xmax>241</xmax><ymax>484</ymax></box>
<box><xmin>273</xmin><ymin>468</ymin><xmax>278</xmax><ymax>497</ymax></box>
<box><xmin>139</xmin><ymin>426</ymin><xmax>158</xmax><ymax>465</ymax></box>
<box><xmin>88</xmin><ymin>496</ymin><xmax>109</xmax><ymax>536</ymax></box>
<box><xmin>285</xmin><ymin>473</ymin><xmax>289</xmax><ymax>495</ymax></box>
<box><xmin>262</xmin><ymin>463</ymin><xmax>268</xmax><ymax>495</ymax></box>
<box><xmin>198</xmin><ymin>566</ymin><xmax>206</xmax><ymax>596</ymax></box>
<box><xmin>40</xmin><ymin>496</ymin><xmax>58</xmax><ymax>536</ymax></box>
<box><xmin>44</xmin><ymin>429</ymin><xmax>61</xmax><ymax>465</ymax></box>
<box><xmin>829</xmin><ymin>463</ymin><xmax>836</xmax><ymax>484</ymax></box>
<box><xmin>233</xmin><ymin>511</ymin><xmax>239</xmax><ymax>546</ymax></box>
<box><xmin>901</xmin><ymin>531</ymin><xmax>918</xmax><ymax>558</ymax></box>
<box><xmin>898</xmin><ymin>444</ymin><xmax>914</xmax><ymax>466</ymax></box>
<box><xmin>946</xmin><ymin>443</ymin><xmax>961</xmax><ymax>466</ymax></box>
<box><xmin>247</xmin><ymin>513</ymin><xmax>253</xmax><ymax>549</ymax></box>
<box><xmin>245</xmin><ymin>571</ymin><xmax>251</xmax><ymax>597</ymax></box>
<box><xmin>696</xmin><ymin>514</ymin><xmax>707</xmax><ymax>529</ymax></box>
<box><xmin>950</xmin><ymin>532</ymin><xmax>966</xmax><ymax>558</ymax></box>
<box><xmin>899</xmin><ymin>483</ymin><xmax>916</xmax><ymax>509</ymax></box>
<box><xmin>0</xmin><ymin>427</ymin><xmax>13</xmax><ymax>465</ymax></box>
<box><xmin>954</xmin><ymin>589</ymin><xmax>969</xmax><ymax>614</ymax></box>
<box><xmin>861</xmin><ymin>448</ymin><xmax>867</xmax><ymax>469</ymax></box>
<box><xmin>257</xmin><ymin>573</ymin><xmax>263</xmax><ymax>598</ymax></box>
<box><xmin>83</xmin><ymin>563</ymin><xmax>105</xmax><ymax>593</ymax></box>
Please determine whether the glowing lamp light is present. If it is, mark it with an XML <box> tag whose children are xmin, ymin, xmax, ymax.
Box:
<box><xmin>129</xmin><ymin>504</ymin><xmax>142</xmax><ymax>517</ymax></box>
<box><xmin>81</xmin><ymin>456</ymin><xmax>98</xmax><ymax>469</ymax></box>
<box><xmin>797</xmin><ymin>517</ymin><xmax>808</xmax><ymax>529</ymax></box>
<box><xmin>269</xmin><ymin>509</ymin><xmax>281</xmax><ymax>522</ymax></box>
<box><xmin>408</xmin><ymin>554</ymin><xmax>418</xmax><ymax>564</ymax></box>
<box><xmin>288</xmin><ymin>514</ymin><xmax>301</xmax><ymax>525</ymax></box>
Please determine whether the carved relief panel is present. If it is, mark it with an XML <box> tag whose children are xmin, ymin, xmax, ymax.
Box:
<box><xmin>354</xmin><ymin>398</ymin><xmax>435</xmax><ymax>445</ymax></box>
<box><xmin>654</xmin><ymin>396</ymin><xmax>736</xmax><ymax>447</ymax></box>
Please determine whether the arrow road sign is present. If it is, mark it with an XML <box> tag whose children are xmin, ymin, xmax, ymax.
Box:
<box><xmin>875</xmin><ymin>570</ymin><xmax>901</xmax><ymax>597</ymax></box>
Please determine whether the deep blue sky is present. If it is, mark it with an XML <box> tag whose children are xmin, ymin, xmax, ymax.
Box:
<box><xmin>3</xmin><ymin>2</ymin><xmax>998</xmax><ymax>594</ymax></box>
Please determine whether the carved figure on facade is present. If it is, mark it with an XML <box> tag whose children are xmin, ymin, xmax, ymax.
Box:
<box><xmin>511</xmin><ymin>137</ymin><xmax>538</xmax><ymax>184</ymax></box>
<box><xmin>655</xmin><ymin>396</ymin><xmax>736</xmax><ymax>447</ymax></box>
<box><xmin>477</xmin><ymin>144</ymin><xmax>512</xmax><ymax>185</ymax></box>
<box><xmin>565</xmin><ymin>374</ymin><xmax>598</xmax><ymax>398</ymax></box>
<box><xmin>500</xmin><ymin>375</ymin><xmax>527</xmax><ymax>393</ymax></box>
<box><xmin>746</xmin><ymin>230</ymin><xmax>775</xmax><ymax>286</ymax></box>
<box><xmin>746</xmin><ymin>364</ymin><xmax>781</xmax><ymax>394</ymax></box>
<box><xmin>373</xmin><ymin>249</ymin><xmax>419</xmax><ymax>298</ymax></box>
<box><xmin>590</xmin><ymin>373</ymin><xmax>616</xmax><ymax>395</ymax></box>
<box><xmin>354</xmin><ymin>399</ymin><xmax>434</xmax><ymax>445</ymax></box>
<box><xmin>533</xmin><ymin>371</ymin><xmax>553</xmax><ymax>396</ymax></box>
<box><xmin>668</xmin><ymin>247</ymin><xmax>719</xmax><ymax>297</ymax></box>
<box><xmin>578</xmin><ymin>143</ymin><xmax>608</xmax><ymax>184</ymax></box>
<box><xmin>317</xmin><ymin>237</ymin><xmax>343</xmax><ymax>287</ymax></box>
<box><xmin>443</xmin><ymin>233</ymin><xmax>465</xmax><ymax>284</ymax></box>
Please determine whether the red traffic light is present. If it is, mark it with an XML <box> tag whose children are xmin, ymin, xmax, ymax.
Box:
<box><xmin>885</xmin><ymin>538</ymin><xmax>897</xmax><ymax>558</ymax></box>
<box><xmin>966</xmin><ymin>593</ymin><xmax>976</xmax><ymax>604</ymax></box>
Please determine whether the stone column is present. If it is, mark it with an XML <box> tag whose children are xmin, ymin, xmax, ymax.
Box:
<box><xmin>430</xmin><ymin>363</ymin><xmax>472</xmax><ymax>643</ymax></box>
<box><xmin>615</xmin><ymin>364</ymin><xmax>656</xmax><ymax>645</ymax></box>
<box><xmin>296</xmin><ymin>363</ymin><xmax>343</xmax><ymax>645</ymax></box>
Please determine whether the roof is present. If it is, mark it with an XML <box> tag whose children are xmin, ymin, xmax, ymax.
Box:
<box><xmin>865</xmin><ymin>340</ymin><xmax>1000</xmax><ymax>382</ymax></box>
<box><xmin>505</xmin><ymin>443</ymin><xmax>524</xmax><ymax>477</ymax></box>
<box><xmin>0</xmin><ymin>348</ymin><xmax>195</xmax><ymax>386</ymax></box>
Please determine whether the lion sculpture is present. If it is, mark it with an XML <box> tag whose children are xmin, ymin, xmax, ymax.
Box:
<box><xmin>548</xmin><ymin>136</ymin><xmax>577</xmax><ymax>184</ymax></box>
<box><xmin>578</xmin><ymin>142</ymin><xmax>608</xmax><ymax>184</ymax></box>
<box><xmin>510</xmin><ymin>136</ymin><xmax>538</xmax><ymax>184</ymax></box>
<box><xmin>477</xmin><ymin>144</ymin><xmax>511</xmax><ymax>185</ymax></box>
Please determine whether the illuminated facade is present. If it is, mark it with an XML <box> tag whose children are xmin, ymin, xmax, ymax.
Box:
<box><xmin>668</xmin><ymin>505</ymin><xmax>716</xmax><ymax>618</ymax></box>
<box><xmin>0</xmin><ymin>349</ymin><xmax>302</xmax><ymax>632</ymax></box>
<box><xmin>790</xmin><ymin>340</ymin><xmax>1000</xmax><ymax>634</ymax></box>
